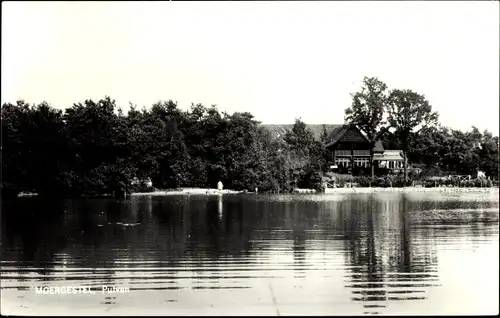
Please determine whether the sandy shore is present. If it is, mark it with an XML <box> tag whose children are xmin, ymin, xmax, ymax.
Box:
<box><xmin>130</xmin><ymin>188</ymin><xmax>244</xmax><ymax>196</ymax></box>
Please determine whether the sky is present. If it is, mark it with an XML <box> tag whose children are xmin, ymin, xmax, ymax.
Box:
<box><xmin>2</xmin><ymin>1</ymin><xmax>499</xmax><ymax>133</ymax></box>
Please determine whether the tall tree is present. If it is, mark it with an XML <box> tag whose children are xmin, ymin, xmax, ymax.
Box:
<box><xmin>320</xmin><ymin>124</ymin><xmax>329</xmax><ymax>144</ymax></box>
<box><xmin>345</xmin><ymin>77</ymin><xmax>390</xmax><ymax>178</ymax></box>
<box><xmin>387</xmin><ymin>89</ymin><xmax>439</xmax><ymax>183</ymax></box>
<box><xmin>283</xmin><ymin>119</ymin><xmax>323</xmax><ymax>189</ymax></box>
<box><xmin>284</xmin><ymin>118</ymin><xmax>316</xmax><ymax>156</ymax></box>
<box><xmin>439</xmin><ymin>129</ymin><xmax>478</xmax><ymax>175</ymax></box>
<box><xmin>477</xmin><ymin>130</ymin><xmax>499</xmax><ymax>178</ymax></box>
<box><xmin>63</xmin><ymin>96</ymin><xmax>136</xmax><ymax>196</ymax></box>
<box><xmin>408</xmin><ymin>125</ymin><xmax>447</xmax><ymax>169</ymax></box>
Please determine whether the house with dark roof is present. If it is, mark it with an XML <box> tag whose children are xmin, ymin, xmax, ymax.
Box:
<box><xmin>260</xmin><ymin>123</ymin><xmax>408</xmax><ymax>175</ymax></box>
<box><xmin>324</xmin><ymin>124</ymin><xmax>407</xmax><ymax>174</ymax></box>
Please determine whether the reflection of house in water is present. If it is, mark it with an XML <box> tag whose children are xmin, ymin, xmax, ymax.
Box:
<box><xmin>292</xmin><ymin>231</ymin><xmax>306</xmax><ymax>280</ymax></box>
<box><xmin>291</xmin><ymin>203</ymin><xmax>307</xmax><ymax>280</ymax></box>
<box><xmin>343</xmin><ymin>195</ymin><xmax>440</xmax><ymax>314</ymax></box>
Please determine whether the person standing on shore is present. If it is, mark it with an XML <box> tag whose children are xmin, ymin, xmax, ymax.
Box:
<box><xmin>217</xmin><ymin>181</ymin><xmax>223</xmax><ymax>191</ymax></box>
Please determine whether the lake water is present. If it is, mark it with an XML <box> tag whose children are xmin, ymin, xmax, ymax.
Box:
<box><xmin>1</xmin><ymin>192</ymin><xmax>499</xmax><ymax>316</ymax></box>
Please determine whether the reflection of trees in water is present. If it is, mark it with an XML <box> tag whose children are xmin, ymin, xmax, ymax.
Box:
<box><xmin>148</xmin><ymin>196</ymin><xmax>257</xmax><ymax>266</ymax></box>
<box><xmin>399</xmin><ymin>196</ymin><xmax>412</xmax><ymax>272</ymax></box>
<box><xmin>0</xmin><ymin>195</ymin><xmax>434</xmax><ymax>269</ymax></box>
<box><xmin>404</xmin><ymin>198</ymin><xmax>498</xmax><ymax>256</ymax></box>
<box><xmin>2</xmin><ymin>194</ymin><xmax>496</xmax><ymax>297</ymax></box>
<box><xmin>2</xmin><ymin>199</ymin><xmax>72</xmax><ymax>276</ymax></box>
<box><xmin>289</xmin><ymin>202</ymin><xmax>307</xmax><ymax>279</ymax></box>
<box><xmin>2</xmin><ymin>198</ymin><xmax>156</xmax><ymax>274</ymax></box>
<box><xmin>342</xmin><ymin>195</ymin><xmax>442</xmax><ymax>313</ymax></box>
<box><xmin>341</xmin><ymin>198</ymin><xmax>387</xmax><ymax>311</ymax></box>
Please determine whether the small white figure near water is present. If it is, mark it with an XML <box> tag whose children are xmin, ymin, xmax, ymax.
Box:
<box><xmin>217</xmin><ymin>181</ymin><xmax>223</xmax><ymax>191</ymax></box>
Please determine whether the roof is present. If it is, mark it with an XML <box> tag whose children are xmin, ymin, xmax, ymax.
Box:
<box><xmin>324</xmin><ymin>125</ymin><xmax>386</xmax><ymax>152</ymax></box>
<box><xmin>261</xmin><ymin>124</ymin><xmax>386</xmax><ymax>152</ymax></box>
<box><xmin>373</xmin><ymin>150</ymin><xmax>404</xmax><ymax>161</ymax></box>
<box><xmin>325</xmin><ymin>124</ymin><xmax>380</xmax><ymax>148</ymax></box>
<box><xmin>373</xmin><ymin>140</ymin><xmax>384</xmax><ymax>152</ymax></box>
<box><xmin>324</xmin><ymin>125</ymin><xmax>349</xmax><ymax>147</ymax></box>
<box><xmin>260</xmin><ymin>124</ymin><xmax>341</xmax><ymax>141</ymax></box>
<box><xmin>384</xmin><ymin>150</ymin><xmax>403</xmax><ymax>155</ymax></box>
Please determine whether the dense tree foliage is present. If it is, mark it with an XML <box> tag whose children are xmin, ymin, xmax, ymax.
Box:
<box><xmin>1</xmin><ymin>98</ymin><xmax>326</xmax><ymax>198</ymax></box>
<box><xmin>343</xmin><ymin>77</ymin><xmax>495</xmax><ymax>184</ymax></box>
<box><xmin>386</xmin><ymin>89</ymin><xmax>439</xmax><ymax>182</ymax></box>
<box><xmin>2</xmin><ymin>91</ymin><xmax>498</xmax><ymax>198</ymax></box>
<box><xmin>411</xmin><ymin>126</ymin><xmax>498</xmax><ymax>177</ymax></box>
<box><xmin>379</xmin><ymin>125</ymin><xmax>499</xmax><ymax>179</ymax></box>
<box><xmin>345</xmin><ymin>77</ymin><xmax>390</xmax><ymax>178</ymax></box>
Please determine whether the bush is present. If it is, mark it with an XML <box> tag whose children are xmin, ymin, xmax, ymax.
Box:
<box><xmin>335</xmin><ymin>174</ymin><xmax>354</xmax><ymax>181</ymax></box>
<box><xmin>385</xmin><ymin>175</ymin><xmax>393</xmax><ymax>187</ymax></box>
<box><xmin>374</xmin><ymin>167</ymin><xmax>390</xmax><ymax>176</ymax></box>
<box><xmin>352</xmin><ymin>176</ymin><xmax>373</xmax><ymax>187</ymax></box>
<box><xmin>372</xmin><ymin>178</ymin><xmax>380</xmax><ymax>187</ymax></box>
<box><xmin>130</xmin><ymin>184</ymin><xmax>156</xmax><ymax>193</ymax></box>
<box><xmin>424</xmin><ymin>180</ymin><xmax>435</xmax><ymax>188</ymax></box>
<box><xmin>443</xmin><ymin>178</ymin><xmax>455</xmax><ymax>186</ymax></box>
<box><xmin>474</xmin><ymin>178</ymin><xmax>485</xmax><ymax>187</ymax></box>
<box><xmin>349</xmin><ymin>176</ymin><xmax>403</xmax><ymax>187</ymax></box>
<box><xmin>408</xmin><ymin>169</ymin><xmax>424</xmax><ymax>180</ymax></box>
<box><xmin>462</xmin><ymin>179</ymin><xmax>471</xmax><ymax>187</ymax></box>
<box><xmin>352</xmin><ymin>166</ymin><xmax>371</xmax><ymax>176</ymax></box>
<box><xmin>314</xmin><ymin>182</ymin><xmax>326</xmax><ymax>193</ymax></box>
<box><xmin>303</xmin><ymin>168</ymin><xmax>324</xmax><ymax>191</ymax></box>
<box><xmin>389</xmin><ymin>176</ymin><xmax>412</xmax><ymax>187</ymax></box>
<box><xmin>419</xmin><ymin>165</ymin><xmax>442</xmax><ymax>179</ymax></box>
<box><xmin>346</xmin><ymin>175</ymin><xmax>410</xmax><ymax>188</ymax></box>
<box><xmin>362</xmin><ymin>177</ymin><xmax>387</xmax><ymax>188</ymax></box>
<box><xmin>417</xmin><ymin>177</ymin><xmax>498</xmax><ymax>188</ymax></box>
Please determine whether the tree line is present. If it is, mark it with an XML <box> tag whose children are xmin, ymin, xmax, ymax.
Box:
<box><xmin>344</xmin><ymin>77</ymin><xmax>499</xmax><ymax>181</ymax></box>
<box><xmin>2</xmin><ymin>78</ymin><xmax>498</xmax><ymax>198</ymax></box>
<box><xmin>1</xmin><ymin>98</ymin><xmax>328</xmax><ymax>198</ymax></box>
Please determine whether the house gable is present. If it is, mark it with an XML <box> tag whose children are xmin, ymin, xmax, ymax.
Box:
<box><xmin>325</xmin><ymin>124</ymin><xmax>370</xmax><ymax>148</ymax></box>
<box><xmin>339</xmin><ymin>128</ymin><xmax>369</xmax><ymax>143</ymax></box>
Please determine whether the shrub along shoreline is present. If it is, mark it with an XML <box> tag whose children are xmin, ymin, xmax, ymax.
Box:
<box><xmin>325</xmin><ymin>175</ymin><xmax>498</xmax><ymax>189</ymax></box>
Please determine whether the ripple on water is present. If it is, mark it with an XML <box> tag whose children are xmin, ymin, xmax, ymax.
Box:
<box><xmin>1</xmin><ymin>195</ymin><xmax>498</xmax><ymax>315</ymax></box>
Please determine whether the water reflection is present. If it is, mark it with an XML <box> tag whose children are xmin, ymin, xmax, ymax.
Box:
<box><xmin>342</xmin><ymin>196</ymin><xmax>441</xmax><ymax>314</ymax></box>
<box><xmin>1</xmin><ymin>193</ymin><xmax>498</xmax><ymax>315</ymax></box>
